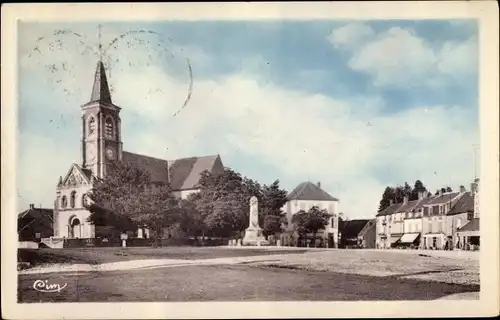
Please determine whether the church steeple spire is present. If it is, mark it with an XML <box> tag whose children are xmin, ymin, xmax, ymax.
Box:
<box><xmin>89</xmin><ymin>61</ymin><xmax>112</xmax><ymax>104</ymax></box>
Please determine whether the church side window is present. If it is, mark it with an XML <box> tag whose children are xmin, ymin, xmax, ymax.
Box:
<box><xmin>81</xmin><ymin>193</ymin><xmax>88</xmax><ymax>207</ymax></box>
<box><xmin>88</xmin><ymin>117</ymin><xmax>96</xmax><ymax>135</ymax></box>
<box><xmin>61</xmin><ymin>196</ymin><xmax>67</xmax><ymax>208</ymax></box>
<box><xmin>105</xmin><ymin>117</ymin><xmax>114</xmax><ymax>138</ymax></box>
<box><xmin>70</xmin><ymin>191</ymin><xmax>77</xmax><ymax>208</ymax></box>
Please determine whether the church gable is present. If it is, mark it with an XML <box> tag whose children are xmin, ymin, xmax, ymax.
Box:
<box><xmin>59</xmin><ymin>164</ymin><xmax>92</xmax><ymax>188</ymax></box>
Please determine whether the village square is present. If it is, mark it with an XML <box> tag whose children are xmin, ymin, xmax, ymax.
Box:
<box><xmin>16</xmin><ymin>60</ymin><xmax>481</xmax><ymax>302</ymax></box>
<box><xmin>12</xmin><ymin>17</ymin><xmax>484</xmax><ymax>304</ymax></box>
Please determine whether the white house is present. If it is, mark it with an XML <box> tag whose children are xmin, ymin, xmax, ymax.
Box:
<box><xmin>280</xmin><ymin>181</ymin><xmax>340</xmax><ymax>247</ymax></box>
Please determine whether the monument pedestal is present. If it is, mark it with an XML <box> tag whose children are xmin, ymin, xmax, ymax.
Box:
<box><xmin>242</xmin><ymin>227</ymin><xmax>270</xmax><ymax>246</ymax></box>
<box><xmin>242</xmin><ymin>196</ymin><xmax>270</xmax><ymax>246</ymax></box>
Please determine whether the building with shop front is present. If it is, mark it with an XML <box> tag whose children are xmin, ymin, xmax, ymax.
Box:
<box><xmin>455</xmin><ymin>179</ymin><xmax>480</xmax><ymax>250</ymax></box>
<box><xmin>375</xmin><ymin>180</ymin><xmax>480</xmax><ymax>250</ymax></box>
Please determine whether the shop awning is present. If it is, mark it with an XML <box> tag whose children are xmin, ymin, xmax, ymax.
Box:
<box><xmin>390</xmin><ymin>235</ymin><xmax>402</xmax><ymax>242</ymax></box>
<box><xmin>400</xmin><ymin>233</ymin><xmax>420</xmax><ymax>244</ymax></box>
<box><xmin>458</xmin><ymin>218</ymin><xmax>479</xmax><ymax>232</ymax></box>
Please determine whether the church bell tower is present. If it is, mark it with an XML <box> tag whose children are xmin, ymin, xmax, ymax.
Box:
<box><xmin>81</xmin><ymin>61</ymin><xmax>123</xmax><ymax>178</ymax></box>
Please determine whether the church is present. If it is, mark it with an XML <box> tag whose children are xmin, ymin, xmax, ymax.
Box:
<box><xmin>52</xmin><ymin>61</ymin><xmax>224</xmax><ymax>240</ymax></box>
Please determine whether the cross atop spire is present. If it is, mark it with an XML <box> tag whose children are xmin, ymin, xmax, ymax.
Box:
<box><xmin>98</xmin><ymin>24</ymin><xmax>103</xmax><ymax>61</ymax></box>
<box><xmin>89</xmin><ymin>60</ymin><xmax>112</xmax><ymax>104</ymax></box>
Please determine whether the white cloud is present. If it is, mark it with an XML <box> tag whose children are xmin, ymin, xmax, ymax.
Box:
<box><xmin>437</xmin><ymin>36</ymin><xmax>478</xmax><ymax>76</ymax></box>
<box><xmin>329</xmin><ymin>24</ymin><xmax>478</xmax><ymax>87</ymax></box>
<box><xmin>108</xmin><ymin>69</ymin><xmax>477</xmax><ymax>218</ymax></box>
<box><xmin>327</xmin><ymin>22</ymin><xmax>375</xmax><ymax>50</ymax></box>
<box><xmin>16</xmin><ymin>23</ymin><xmax>479</xmax><ymax>219</ymax></box>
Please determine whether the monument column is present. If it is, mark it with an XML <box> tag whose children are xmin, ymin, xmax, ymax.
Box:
<box><xmin>242</xmin><ymin>196</ymin><xmax>270</xmax><ymax>246</ymax></box>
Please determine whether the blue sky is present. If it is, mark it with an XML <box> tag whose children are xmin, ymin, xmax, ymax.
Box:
<box><xmin>17</xmin><ymin>19</ymin><xmax>479</xmax><ymax>218</ymax></box>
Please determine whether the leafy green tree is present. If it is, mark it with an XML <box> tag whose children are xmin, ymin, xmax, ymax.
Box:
<box><xmin>194</xmin><ymin>168</ymin><xmax>249</xmax><ymax>237</ymax></box>
<box><xmin>177</xmin><ymin>194</ymin><xmax>204</xmax><ymax>238</ymax></box>
<box><xmin>87</xmin><ymin>161</ymin><xmax>181</xmax><ymax>245</ymax></box>
<box><xmin>259</xmin><ymin>180</ymin><xmax>288</xmax><ymax>234</ymax></box>
<box><xmin>410</xmin><ymin>180</ymin><xmax>427</xmax><ymax>201</ymax></box>
<box><xmin>291</xmin><ymin>206</ymin><xmax>331</xmax><ymax>247</ymax></box>
<box><xmin>263</xmin><ymin>215</ymin><xmax>286</xmax><ymax>237</ymax></box>
<box><xmin>403</xmin><ymin>182</ymin><xmax>412</xmax><ymax>198</ymax></box>
<box><xmin>378</xmin><ymin>187</ymin><xmax>395</xmax><ymax>212</ymax></box>
<box><xmin>261</xmin><ymin>180</ymin><xmax>288</xmax><ymax>216</ymax></box>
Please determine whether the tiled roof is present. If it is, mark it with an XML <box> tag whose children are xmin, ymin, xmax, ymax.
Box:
<box><xmin>447</xmin><ymin>192</ymin><xmax>474</xmax><ymax>215</ymax></box>
<box><xmin>358</xmin><ymin>219</ymin><xmax>376</xmax><ymax>237</ymax></box>
<box><xmin>340</xmin><ymin>219</ymin><xmax>371</xmax><ymax>239</ymax></box>
<box><xmin>287</xmin><ymin>181</ymin><xmax>339</xmax><ymax>201</ymax></box>
<box><xmin>395</xmin><ymin>199</ymin><xmax>420</xmax><ymax>213</ymax></box>
<box><xmin>457</xmin><ymin>218</ymin><xmax>479</xmax><ymax>232</ymax></box>
<box><xmin>122</xmin><ymin>151</ymin><xmax>170</xmax><ymax>184</ymax></box>
<box><xmin>80</xmin><ymin>167</ymin><xmax>93</xmax><ymax>180</ymax></box>
<box><xmin>89</xmin><ymin>61</ymin><xmax>112</xmax><ymax>104</ymax></box>
<box><xmin>122</xmin><ymin>151</ymin><xmax>224</xmax><ymax>191</ymax></box>
<box><xmin>413</xmin><ymin>195</ymin><xmax>436</xmax><ymax>211</ymax></box>
<box><xmin>427</xmin><ymin>192</ymin><xmax>460</xmax><ymax>205</ymax></box>
<box><xmin>168</xmin><ymin>155</ymin><xmax>223</xmax><ymax>190</ymax></box>
<box><xmin>18</xmin><ymin>207</ymin><xmax>53</xmax><ymax>221</ymax></box>
<box><xmin>376</xmin><ymin>202</ymin><xmax>403</xmax><ymax>217</ymax></box>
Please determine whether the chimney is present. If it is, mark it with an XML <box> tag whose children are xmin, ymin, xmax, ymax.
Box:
<box><xmin>418</xmin><ymin>191</ymin><xmax>424</xmax><ymax>200</ymax></box>
<box><xmin>438</xmin><ymin>189</ymin><xmax>443</xmax><ymax>197</ymax></box>
<box><xmin>470</xmin><ymin>181</ymin><xmax>477</xmax><ymax>193</ymax></box>
<box><xmin>29</xmin><ymin>204</ymin><xmax>34</xmax><ymax>210</ymax></box>
<box><xmin>460</xmin><ymin>185</ymin><xmax>466</xmax><ymax>193</ymax></box>
<box><xmin>403</xmin><ymin>196</ymin><xmax>408</xmax><ymax>204</ymax></box>
<box><xmin>389</xmin><ymin>199</ymin><xmax>393</xmax><ymax>206</ymax></box>
<box><xmin>317</xmin><ymin>181</ymin><xmax>321</xmax><ymax>188</ymax></box>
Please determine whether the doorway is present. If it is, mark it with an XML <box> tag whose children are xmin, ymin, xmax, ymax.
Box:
<box><xmin>70</xmin><ymin>218</ymin><xmax>81</xmax><ymax>238</ymax></box>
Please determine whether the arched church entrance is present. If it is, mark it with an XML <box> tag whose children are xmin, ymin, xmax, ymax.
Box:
<box><xmin>70</xmin><ymin>217</ymin><xmax>82</xmax><ymax>238</ymax></box>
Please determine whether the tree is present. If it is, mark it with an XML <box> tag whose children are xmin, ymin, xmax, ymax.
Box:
<box><xmin>87</xmin><ymin>161</ymin><xmax>181</xmax><ymax>245</ymax></box>
<box><xmin>259</xmin><ymin>180</ymin><xmax>288</xmax><ymax>233</ymax></box>
<box><xmin>378</xmin><ymin>187</ymin><xmax>395</xmax><ymax>212</ymax></box>
<box><xmin>435</xmin><ymin>187</ymin><xmax>448</xmax><ymax>195</ymax></box>
<box><xmin>263</xmin><ymin>215</ymin><xmax>285</xmax><ymax>237</ymax></box>
<box><xmin>177</xmin><ymin>194</ymin><xmax>204</xmax><ymax>238</ymax></box>
<box><xmin>194</xmin><ymin>168</ymin><xmax>250</xmax><ymax>238</ymax></box>
<box><xmin>291</xmin><ymin>206</ymin><xmax>331</xmax><ymax>247</ymax></box>
<box><xmin>410</xmin><ymin>180</ymin><xmax>427</xmax><ymax>201</ymax></box>
<box><xmin>189</xmin><ymin>169</ymin><xmax>289</xmax><ymax>239</ymax></box>
<box><xmin>446</xmin><ymin>186</ymin><xmax>453</xmax><ymax>192</ymax></box>
<box><xmin>403</xmin><ymin>182</ymin><xmax>412</xmax><ymax>198</ymax></box>
<box><xmin>260</xmin><ymin>180</ymin><xmax>288</xmax><ymax>216</ymax></box>
<box><xmin>393</xmin><ymin>185</ymin><xmax>406</xmax><ymax>203</ymax></box>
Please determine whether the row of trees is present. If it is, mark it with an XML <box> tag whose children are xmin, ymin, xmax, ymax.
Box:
<box><xmin>85</xmin><ymin>161</ymin><xmax>333</xmax><ymax>244</ymax></box>
<box><xmin>378</xmin><ymin>179</ymin><xmax>461</xmax><ymax>212</ymax></box>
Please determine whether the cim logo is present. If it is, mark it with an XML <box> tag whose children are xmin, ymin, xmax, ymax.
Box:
<box><xmin>33</xmin><ymin>279</ymin><xmax>67</xmax><ymax>293</ymax></box>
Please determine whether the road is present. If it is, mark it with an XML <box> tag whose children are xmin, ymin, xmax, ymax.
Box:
<box><xmin>18</xmin><ymin>263</ymin><xmax>478</xmax><ymax>302</ymax></box>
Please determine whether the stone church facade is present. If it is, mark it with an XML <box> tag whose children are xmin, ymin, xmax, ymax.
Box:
<box><xmin>53</xmin><ymin>61</ymin><xmax>224</xmax><ymax>240</ymax></box>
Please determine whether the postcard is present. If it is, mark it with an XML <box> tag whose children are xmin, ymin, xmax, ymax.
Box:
<box><xmin>2</xmin><ymin>2</ymin><xmax>499</xmax><ymax>319</ymax></box>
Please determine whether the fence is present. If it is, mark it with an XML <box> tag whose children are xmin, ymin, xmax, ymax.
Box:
<box><xmin>60</xmin><ymin>237</ymin><xmax>229</xmax><ymax>248</ymax></box>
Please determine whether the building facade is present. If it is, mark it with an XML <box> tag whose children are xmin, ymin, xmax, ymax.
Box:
<box><xmin>280</xmin><ymin>181</ymin><xmax>340</xmax><ymax>247</ymax></box>
<box><xmin>375</xmin><ymin>181</ymin><xmax>479</xmax><ymax>250</ymax></box>
<box><xmin>52</xmin><ymin>61</ymin><xmax>224</xmax><ymax>240</ymax></box>
<box><xmin>18</xmin><ymin>204</ymin><xmax>54</xmax><ymax>242</ymax></box>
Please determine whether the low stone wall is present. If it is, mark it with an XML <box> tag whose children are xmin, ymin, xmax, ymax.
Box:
<box><xmin>51</xmin><ymin>237</ymin><xmax>230</xmax><ymax>248</ymax></box>
<box><xmin>18</xmin><ymin>241</ymin><xmax>38</xmax><ymax>249</ymax></box>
